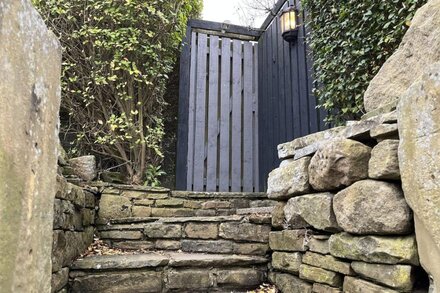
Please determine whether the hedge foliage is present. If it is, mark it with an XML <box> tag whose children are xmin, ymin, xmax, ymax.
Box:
<box><xmin>302</xmin><ymin>0</ymin><xmax>426</xmax><ymax>124</ymax></box>
<box><xmin>33</xmin><ymin>0</ymin><xmax>202</xmax><ymax>184</ymax></box>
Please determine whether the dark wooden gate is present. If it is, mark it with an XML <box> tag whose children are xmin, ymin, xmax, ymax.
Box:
<box><xmin>177</xmin><ymin>0</ymin><xmax>328</xmax><ymax>192</ymax></box>
<box><xmin>176</xmin><ymin>20</ymin><xmax>262</xmax><ymax>192</ymax></box>
<box><xmin>257</xmin><ymin>0</ymin><xmax>328</xmax><ymax>190</ymax></box>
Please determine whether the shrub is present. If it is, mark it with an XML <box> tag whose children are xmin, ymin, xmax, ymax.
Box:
<box><xmin>302</xmin><ymin>0</ymin><xmax>426</xmax><ymax>124</ymax></box>
<box><xmin>33</xmin><ymin>0</ymin><xmax>202</xmax><ymax>184</ymax></box>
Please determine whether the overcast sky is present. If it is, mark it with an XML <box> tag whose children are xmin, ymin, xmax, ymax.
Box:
<box><xmin>202</xmin><ymin>0</ymin><xmax>267</xmax><ymax>28</ymax></box>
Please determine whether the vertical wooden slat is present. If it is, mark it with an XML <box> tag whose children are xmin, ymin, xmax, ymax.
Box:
<box><xmin>206</xmin><ymin>35</ymin><xmax>219</xmax><ymax>191</ymax></box>
<box><xmin>175</xmin><ymin>26</ymin><xmax>192</xmax><ymax>190</ymax></box>
<box><xmin>258</xmin><ymin>36</ymin><xmax>267</xmax><ymax>191</ymax></box>
<box><xmin>231</xmin><ymin>39</ymin><xmax>242</xmax><ymax>191</ymax></box>
<box><xmin>185</xmin><ymin>32</ymin><xmax>197</xmax><ymax>190</ymax></box>
<box><xmin>242</xmin><ymin>42</ymin><xmax>253</xmax><ymax>192</ymax></box>
<box><xmin>219</xmin><ymin>38</ymin><xmax>231</xmax><ymax>191</ymax></box>
<box><xmin>193</xmin><ymin>33</ymin><xmax>208</xmax><ymax>191</ymax></box>
<box><xmin>253</xmin><ymin>44</ymin><xmax>259</xmax><ymax>192</ymax></box>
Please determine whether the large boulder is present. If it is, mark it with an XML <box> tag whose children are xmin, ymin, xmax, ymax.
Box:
<box><xmin>333</xmin><ymin>180</ymin><xmax>413</xmax><ymax>235</ymax></box>
<box><xmin>0</xmin><ymin>0</ymin><xmax>62</xmax><ymax>291</ymax></box>
<box><xmin>308</xmin><ymin>139</ymin><xmax>371</xmax><ymax>191</ymax></box>
<box><xmin>329</xmin><ymin>233</ymin><xmax>419</xmax><ymax>265</ymax></box>
<box><xmin>267</xmin><ymin>157</ymin><xmax>311</xmax><ymax>199</ymax></box>
<box><xmin>363</xmin><ymin>0</ymin><xmax>440</xmax><ymax>112</ymax></box>
<box><xmin>284</xmin><ymin>193</ymin><xmax>340</xmax><ymax>232</ymax></box>
<box><xmin>398</xmin><ymin>62</ymin><xmax>440</xmax><ymax>291</ymax></box>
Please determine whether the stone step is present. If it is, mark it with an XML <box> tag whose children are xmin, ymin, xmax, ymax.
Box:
<box><xmin>97</xmin><ymin>216</ymin><xmax>272</xmax><ymax>256</ymax></box>
<box><xmin>69</xmin><ymin>252</ymin><xmax>268</xmax><ymax>292</ymax></box>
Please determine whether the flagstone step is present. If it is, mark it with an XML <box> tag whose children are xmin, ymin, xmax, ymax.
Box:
<box><xmin>69</xmin><ymin>252</ymin><xmax>268</xmax><ymax>292</ymax></box>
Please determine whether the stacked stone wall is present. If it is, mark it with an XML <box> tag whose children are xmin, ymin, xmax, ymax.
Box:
<box><xmin>267</xmin><ymin>113</ymin><xmax>429</xmax><ymax>292</ymax></box>
<box><xmin>51</xmin><ymin>175</ymin><xmax>96</xmax><ymax>292</ymax></box>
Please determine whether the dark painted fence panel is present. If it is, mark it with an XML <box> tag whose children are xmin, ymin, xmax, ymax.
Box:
<box><xmin>257</xmin><ymin>0</ymin><xmax>328</xmax><ymax>191</ymax></box>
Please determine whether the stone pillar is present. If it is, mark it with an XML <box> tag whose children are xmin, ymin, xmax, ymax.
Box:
<box><xmin>398</xmin><ymin>63</ymin><xmax>440</xmax><ymax>293</ymax></box>
<box><xmin>0</xmin><ymin>0</ymin><xmax>62</xmax><ymax>292</ymax></box>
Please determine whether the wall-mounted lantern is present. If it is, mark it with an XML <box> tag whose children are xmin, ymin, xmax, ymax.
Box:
<box><xmin>280</xmin><ymin>5</ymin><xmax>299</xmax><ymax>43</ymax></box>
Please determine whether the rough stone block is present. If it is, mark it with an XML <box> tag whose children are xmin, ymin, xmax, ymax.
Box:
<box><xmin>271</xmin><ymin>202</ymin><xmax>286</xmax><ymax>229</ymax></box>
<box><xmin>184</xmin><ymin>223</ymin><xmax>218</xmax><ymax>239</ymax></box>
<box><xmin>98</xmin><ymin>194</ymin><xmax>132</xmax><ymax>224</ymax></box>
<box><xmin>219</xmin><ymin>222</ymin><xmax>271</xmax><ymax>243</ymax></box>
<box><xmin>284</xmin><ymin>193</ymin><xmax>340</xmax><ymax>232</ymax></box>
<box><xmin>370</xmin><ymin>123</ymin><xmax>399</xmax><ymax>140</ymax></box>
<box><xmin>112</xmin><ymin>241</ymin><xmax>155</xmax><ymax>250</ymax></box>
<box><xmin>312</xmin><ymin>283</ymin><xmax>342</xmax><ymax>293</ymax></box>
<box><xmin>269</xmin><ymin>230</ymin><xmax>308</xmax><ymax>252</ymax></box>
<box><xmin>155</xmin><ymin>240</ymin><xmax>181</xmax><ymax>250</ymax></box>
<box><xmin>269</xmin><ymin>272</ymin><xmax>312</xmax><ymax>293</ymax></box>
<box><xmin>181</xmin><ymin>240</ymin><xmax>233</xmax><ymax>254</ymax></box>
<box><xmin>233</xmin><ymin>243</ymin><xmax>269</xmax><ymax>255</ymax></box>
<box><xmin>166</xmin><ymin>270</ymin><xmax>213</xmax><ymax>289</ymax></box>
<box><xmin>144</xmin><ymin>223</ymin><xmax>182</xmax><ymax>239</ymax></box>
<box><xmin>329</xmin><ymin>233</ymin><xmax>419</xmax><ymax>265</ymax></box>
<box><xmin>369</xmin><ymin>140</ymin><xmax>400</xmax><ymax>180</ymax></box>
<box><xmin>51</xmin><ymin>268</ymin><xmax>69</xmax><ymax>293</ymax></box>
<box><xmin>302</xmin><ymin>252</ymin><xmax>354</xmax><ymax>275</ymax></box>
<box><xmin>155</xmin><ymin>199</ymin><xmax>184</xmax><ymax>207</ymax></box>
<box><xmin>100</xmin><ymin>231</ymin><xmax>143</xmax><ymax>240</ymax></box>
<box><xmin>84</xmin><ymin>191</ymin><xmax>96</xmax><ymax>208</ymax></box>
<box><xmin>151</xmin><ymin>208</ymin><xmax>195</xmax><ymax>217</ymax></box>
<box><xmin>299</xmin><ymin>264</ymin><xmax>343</xmax><ymax>287</ymax></box>
<box><xmin>351</xmin><ymin>262</ymin><xmax>414</xmax><ymax>292</ymax></box>
<box><xmin>121</xmin><ymin>190</ymin><xmax>168</xmax><ymax>199</ymax></box>
<box><xmin>183</xmin><ymin>200</ymin><xmax>202</xmax><ymax>209</ymax></box>
<box><xmin>217</xmin><ymin>269</ymin><xmax>264</xmax><ymax>287</ymax></box>
<box><xmin>343</xmin><ymin>276</ymin><xmax>399</xmax><ymax>293</ymax></box>
<box><xmin>132</xmin><ymin>206</ymin><xmax>152</xmax><ymax>218</ymax></box>
<box><xmin>333</xmin><ymin>180</ymin><xmax>412</xmax><ymax>235</ymax></box>
<box><xmin>267</xmin><ymin>157</ymin><xmax>311</xmax><ymax>199</ymax></box>
<box><xmin>71</xmin><ymin>272</ymin><xmax>163</xmax><ymax>293</ymax></box>
<box><xmin>134</xmin><ymin>199</ymin><xmax>154</xmax><ymax>206</ymax></box>
<box><xmin>272</xmin><ymin>252</ymin><xmax>302</xmax><ymax>274</ymax></box>
<box><xmin>82</xmin><ymin>209</ymin><xmax>95</xmax><ymax>227</ymax></box>
<box><xmin>202</xmin><ymin>200</ymin><xmax>231</xmax><ymax>209</ymax></box>
<box><xmin>308</xmin><ymin>236</ymin><xmax>330</xmax><ymax>255</ymax></box>
<box><xmin>308</xmin><ymin>139</ymin><xmax>371</xmax><ymax>191</ymax></box>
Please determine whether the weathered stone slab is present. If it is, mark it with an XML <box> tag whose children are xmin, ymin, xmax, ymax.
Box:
<box><xmin>168</xmin><ymin>253</ymin><xmax>267</xmax><ymax>267</ymax></box>
<box><xmin>219</xmin><ymin>222</ymin><xmax>271</xmax><ymax>243</ymax></box>
<box><xmin>151</xmin><ymin>208</ymin><xmax>195</xmax><ymax>217</ymax></box>
<box><xmin>329</xmin><ymin>233</ymin><xmax>419</xmax><ymax>265</ymax></box>
<box><xmin>351</xmin><ymin>262</ymin><xmax>414</xmax><ymax>292</ymax></box>
<box><xmin>71</xmin><ymin>254</ymin><xmax>169</xmax><ymax>270</ymax></box>
<box><xmin>363</xmin><ymin>0</ymin><xmax>440</xmax><ymax>113</ymax></box>
<box><xmin>269</xmin><ymin>230</ymin><xmax>308</xmax><ymax>252</ymax></box>
<box><xmin>271</xmin><ymin>202</ymin><xmax>286</xmax><ymax>229</ymax></box>
<box><xmin>144</xmin><ymin>223</ymin><xmax>182</xmax><ymax>239</ymax></box>
<box><xmin>51</xmin><ymin>268</ymin><xmax>69</xmax><ymax>293</ymax></box>
<box><xmin>155</xmin><ymin>240</ymin><xmax>181</xmax><ymax>250</ymax></box>
<box><xmin>98</xmin><ymin>194</ymin><xmax>132</xmax><ymax>224</ymax></box>
<box><xmin>333</xmin><ymin>180</ymin><xmax>412</xmax><ymax>235</ymax></box>
<box><xmin>269</xmin><ymin>272</ymin><xmax>312</xmax><ymax>293</ymax></box>
<box><xmin>236</xmin><ymin>207</ymin><xmax>274</xmax><ymax>215</ymax></box>
<box><xmin>68</xmin><ymin>156</ymin><xmax>97</xmax><ymax>181</ymax></box>
<box><xmin>134</xmin><ymin>199</ymin><xmax>155</xmax><ymax>206</ymax></box>
<box><xmin>272</xmin><ymin>252</ymin><xmax>302</xmax><ymax>274</ymax></box>
<box><xmin>217</xmin><ymin>269</ymin><xmax>264</xmax><ymax>287</ymax></box>
<box><xmin>248</xmin><ymin>214</ymin><xmax>272</xmax><ymax>224</ymax></box>
<box><xmin>100</xmin><ymin>230</ymin><xmax>143</xmax><ymax>240</ymax></box>
<box><xmin>166</xmin><ymin>270</ymin><xmax>213</xmax><ymax>289</ymax></box>
<box><xmin>370</xmin><ymin>123</ymin><xmax>399</xmax><ymax>140</ymax></box>
<box><xmin>0</xmin><ymin>7</ymin><xmax>61</xmax><ymax>287</ymax></box>
<box><xmin>308</xmin><ymin>139</ymin><xmax>371</xmax><ymax>191</ymax></box>
<box><xmin>233</xmin><ymin>243</ymin><xmax>269</xmax><ymax>255</ymax></box>
<box><xmin>181</xmin><ymin>240</ymin><xmax>234</xmax><ymax>254</ymax></box>
<box><xmin>132</xmin><ymin>206</ymin><xmax>152</xmax><ymax>218</ymax></box>
<box><xmin>202</xmin><ymin>200</ymin><xmax>231</xmax><ymax>209</ymax></box>
<box><xmin>302</xmin><ymin>252</ymin><xmax>354</xmax><ymax>275</ymax></box>
<box><xmin>155</xmin><ymin>198</ymin><xmax>184</xmax><ymax>207</ymax></box>
<box><xmin>184</xmin><ymin>223</ymin><xmax>218</xmax><ymax>239</ymax></box>
<box><xmin>299</xmin><ymin>264</ymin><xmax>343</xmax><ymax>287</ymax></box>
<box><xmin>112</xmin><ymin>241</ymin><xmax>155</xmax><ymax>250</ymax></box>
<box><xmin>284</xmin><ymin>193</ymin><xmax>340</xmax><ymax>232</ymax></box>
<box><xmin>70</xmin><ymin>271</ymin><xmax>163</xmax><ymax>293</ymax></box>
<box><xmin>267</xmin><ymin>157</ymin><xmax>311</xmax><ymax>199</ymax></box>
<box><xmin>398</xmin><ymin>62</ymin><xmax>440</xmax><ymax>290</ymax></box>
<box><xmin>343</xmin><ymin>276</ymin><xmax>399</xmax><ymax>293</ymax></box>
<box><xmin>309</xmin><ymin>236</ymin><xmax>330</xmax><ymax>255</ymax></box>
<box><xmin>157</xmin><ymin>215</ymin><xmax>243</xmax><ymax>223</ymax></box>
<box><xmin>369</xmin><ymin>140</ymin><xmax>400</xmax><ymax>180</ymax></box>
<box><xmin>312</xmin><ymin>283</ymin><xmax>342</xmax><ymax>293</ymax></box>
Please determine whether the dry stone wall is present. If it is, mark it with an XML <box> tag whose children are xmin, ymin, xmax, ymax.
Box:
<box><xmin>267</xmin><ymin>113</ymin><xmax>429</xmax><ymax>292</ymax></box>
<box><xmin>51</xmin><ymin>175</ymin><xmax>96</xmax><ymax>293</ymax></box>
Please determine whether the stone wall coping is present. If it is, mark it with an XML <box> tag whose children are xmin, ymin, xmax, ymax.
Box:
<box><xmin>171</xmin><ymin>191</ymin><xmax>268</xmax><ymax>199</ymax></box>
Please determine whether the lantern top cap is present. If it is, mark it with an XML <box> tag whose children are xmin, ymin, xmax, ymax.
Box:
<box><xmin>282</xmin><ymin>5</ymin><xmax>298</xmax><ymax>13</ymax></box>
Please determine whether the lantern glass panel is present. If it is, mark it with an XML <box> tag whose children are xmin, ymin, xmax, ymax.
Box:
<box><xmin>289</xmin><ymin>10</ymin><xmax>297</xmax><ymax>30</ymax></box>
